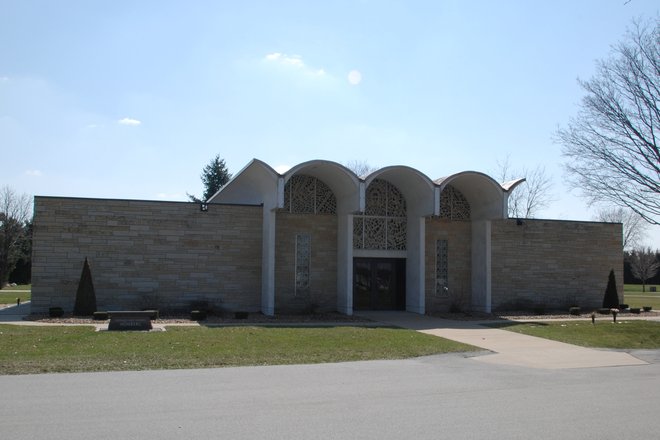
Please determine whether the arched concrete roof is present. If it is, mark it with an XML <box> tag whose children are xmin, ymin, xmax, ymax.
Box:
<box><xmin>366</xmin><ymin>166</ymin><xmax>436</xmax><ymax>216</ymax></box>
<box><xmin>435</xmin><ymin>171</ymin><xmax>507</xmax><ymax>220</ymax></box>
<box><xmin>501</xmin><ymin>178</ymin><xmax>526</xmax><ymax>192</ymax></box>
<box><xmin>207</xmin><ymin>159</ymin><xmax>279</xmax><ymax>207</ymax></box>
<box><xmin>284</xmin><ymin>160</ymin><xmax>361</xmax><ymax>213</ymax></box>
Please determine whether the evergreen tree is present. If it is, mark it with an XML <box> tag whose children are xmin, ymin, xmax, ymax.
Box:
<box><xmin>188</xmin><ymin>155</ymin><xmax>232</xmax><ymax>202</ymax></box>
<box><xmin>602</xmin><ymin>269</ymin><xmax>620</xmax><ymax>308</ymax></box>
<box><xmin>73</xmin><ymin>258</ymin><xmax>97</xmax><ymax>315</ymax></box>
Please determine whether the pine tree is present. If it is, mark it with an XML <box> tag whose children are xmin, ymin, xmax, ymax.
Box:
<box><xmin>188</xmin><ymin>155</ymin><xmax>232</xmax><ymax>202</ymax></box>
<box><xmin>602</xmin><ymin>269</ymin><xmax>620</xmax><ymax>309</ymax></box>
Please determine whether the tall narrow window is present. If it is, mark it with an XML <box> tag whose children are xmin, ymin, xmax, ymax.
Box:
<box><xmin>435</xmin><ymin>239</ymin><xmax>448</xmax><ymax>296</ymax></box>
<box><xmin>295</xmin><ymin>233</ymin><xmax>311</xmax><ymax>294</ymax></box>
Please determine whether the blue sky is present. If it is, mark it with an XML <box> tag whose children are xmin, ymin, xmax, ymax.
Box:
<box><xmin>1</xmin><ymin>0</ymin><xmax>658</xmax><ymax>246</ymax></box>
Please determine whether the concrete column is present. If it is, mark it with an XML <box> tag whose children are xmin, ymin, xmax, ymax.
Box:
<box><xmin>406</xmin><ymin>216</ymin><xmax>426</xmax><ymax>314</ymax></box>
<box><xmin>261</xmin><ymin>206</ymin><xmax>276</xmax><ymax>316</ymax></box>
<box><xmin>471</xmin><ymin>220</ymin><xmax>492</xmax><ymax>313</ymax></box>
<box><xmin>337</xmin><ymin>214</ymin><xmax>354</xmax><ymax>315</ymax></box>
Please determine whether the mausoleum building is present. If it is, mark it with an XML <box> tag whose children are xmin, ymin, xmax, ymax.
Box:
<box><xmin>31</xmin><ymin>159</ymin><xmax>623</xmax><ymax>315</ymax></box>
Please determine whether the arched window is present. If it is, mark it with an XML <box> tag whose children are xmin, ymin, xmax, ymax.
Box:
<box><xmin>439</xmin><ymin>185</ymin><xmax>470</xmax><ymax>220</ymax></box>
<box><xmin>283</xmin><ymin>175</ymin><xmax>337</xmax><ymax>214</ymax></box>
<box><xmin>354</xmin><ymin>179</ymin><xmax>407</xmax><ymax>250</ymax></box>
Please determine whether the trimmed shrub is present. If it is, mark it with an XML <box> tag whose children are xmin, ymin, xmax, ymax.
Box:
<box><xmin>597</xmin><ymin>308</ymin><xmax>611</xmax><ymax>315</ymax></box>
<box><xmin>643</xmin><ymin>306</ymin><xmax>653</xmax><ymax>312</ymax></box>
<box><xmin>190</xmin><ymin>310</ymin><xmax>207</xmax><ymax>321</ymax></box>
<box><xmin>630</xmin><ymin>308</ymin><xmax>641</xmax><ymax>314</ymax></box>
<box><xmin>619</xmin><ymin>304</ymin><xmax>629</xmax><ymax>309</ymax></box>
<box><xmin>602</xmin><ymin>269</ymin><xmax>619</xmax><ymax>309</ymax></box>
<box><xmin>73</xmin><ymin>258</ymin><xmax>97</xmax><ymax>316</ymax></box>
<box><xmin>234</xmin><ymin>311</ymin><xmax>249</xmax><ymax>319</ymax></box>
<box><xmin>569</xmin><ymin>307</ymin><xmax>581</xmax><ymax>316</ymax></box>
<box><xmin>93</xmin><ymin>311</ymin><xmax>109</xmax><ymax>320</ymax></box>
<box><xmin>48</xmin><ymin>307</ymin><xmax>64</xmax><ymax>318</ymax></box>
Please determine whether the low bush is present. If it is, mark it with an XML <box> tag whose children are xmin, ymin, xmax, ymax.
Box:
<box><xmin>93</xmin><ymin>312</ymin><xmax>108</xmax><ymax>321</ymax></box>
<box><xmin>234</xmin><ymin>311</ymin><xmax>249</xmax><ymax>319</ymax></box>
<box><xmin>190</xmin><ymin>310</ymin><xmax>207</xmax><ymax>321</ymax></box>
<box><xmin>48</xmin><ymin>307</ymin><xmax>64</xmax><ymax>318</ymax></box>
<box><xmin>569</xmin><ymin>307</ymin><xmax>581</xmax><ymax>316</ymax></box>
<box><xmin>643</xmin><ymin>306</ymin><xmax>653</xmax><ymax>312</ymax></box>
<box><xmin>630</xmin><ymin>308</ymin><xmax>641</xmax><ymax>314</ymax></box>
<box><xmin>597</xmin><ymin>308</ymin><xmax>611</xmax><ymax>315</ymax></box>
<box><xmin>619</xmin><ymin>304</ymin><xmax>629</xmax><ymax>309</ymax></box>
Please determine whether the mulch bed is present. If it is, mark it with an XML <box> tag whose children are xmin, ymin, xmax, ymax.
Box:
<box><xmin>23</xmin><ymin>312</ymin><xmax>373</xmax><ymax>325</ymax></box>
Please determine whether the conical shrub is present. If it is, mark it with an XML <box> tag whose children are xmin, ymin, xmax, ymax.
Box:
<box><xmin>73</xmin><ymin>257</ymin><xmax>97</xmax><ymax>316</ymax></box>
<box><xmin>602</xmin><ymin>269</ymin><xmax>620</xmax><ymax>309</ymax></box>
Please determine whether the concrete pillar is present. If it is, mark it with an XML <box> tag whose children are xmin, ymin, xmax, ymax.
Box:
<box><xmin>337</xmin><ymin>214</ymin><xmax>354</xmax><ymax>315</ymax></box>
<box><xmin>471</xmin><ymin>220</ymin><xmax>492</xmax><ymax>313</ymax></box>
<box><xmin>261</xmin><ymin>206</ymin><xmax>276</xmax><ymax>316</ymax></box>
<box><xmin>406</xmin><ymin>216</ymin><xmax>426</xmax><ymax>314</ymax></box>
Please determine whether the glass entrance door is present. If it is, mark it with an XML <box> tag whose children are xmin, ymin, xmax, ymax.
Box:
<box><xmin>353</xmin><ymin>258</ymin><xmax>406</xmax><ymax>310</ymax></box>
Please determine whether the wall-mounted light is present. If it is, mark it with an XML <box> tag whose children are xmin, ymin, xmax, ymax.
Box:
<box><xmin>200</xmin><ymin>203</ymin><xmax>209</xmax><ymax>212</ymax></box>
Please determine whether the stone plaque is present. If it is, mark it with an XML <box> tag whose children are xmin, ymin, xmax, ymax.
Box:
<box><xmin>107</xmin><ymin>311</ymin><xmax>154</xmax><ymax>331</ymax></box>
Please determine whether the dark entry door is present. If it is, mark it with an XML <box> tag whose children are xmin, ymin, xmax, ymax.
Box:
<box><xmin>353</xmin><ymin>258</ymin><xmax>406</xmax><ymax>310</ymax></box>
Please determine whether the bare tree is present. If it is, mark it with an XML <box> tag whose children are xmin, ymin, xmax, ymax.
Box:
<box><xmin>557</xmin><ymin>18</ymin><xmax>660</xmax><ymax>225</ymax></box>
<box><xmin>496</xmin><ymin>157</ymin><xmax>554</xmax><ymax>218</ymax></box>
<box><xmin>629</xmin><ymin>247</ymin><xmax>660</xmax><ymax>292</ymax></box>
<box><xmin>0</xmin><ymin>186</ymin><xmax>32</xmax><ymax>286</ymax></box>
<box><xmin>595</xmin><ymin>206</ymin><xmax>647</xmax><ymax>250</ymax></box>
<box><xmin>344</xmin><ymin>160</ymin><xmax>378</xmax><ymax>178</ymax></box>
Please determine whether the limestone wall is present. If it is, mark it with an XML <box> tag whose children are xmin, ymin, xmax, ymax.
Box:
<box><xmin>424</xmin><ymin>218</ymin><xmax>472</xmax><ymax>313</ymax></box>
<box><xmin>31</xmin><ymin>197</ymin><xmax>263</xmax><ymax>314</ymax></box>
<box><xmin>275</xmin><ymin>212</ymin><xmax>338</xmax><ymax>313</ymax></box>
<box><xmin>490</xmin><ymin>218</ymin><xmax>623</xmax><ymax>311</ymax></box>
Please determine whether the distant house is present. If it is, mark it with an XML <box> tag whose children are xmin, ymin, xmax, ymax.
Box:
<box><xmin>31</xmin><ymin>159</ymin><xmax>622</xmax><ymax>315</ymax></box>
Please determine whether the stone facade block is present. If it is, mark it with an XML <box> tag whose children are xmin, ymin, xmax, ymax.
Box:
<box><xmin>31</xmin><ymin>197</ymin><xmax>263</xmax><ymax>314</ymax></box>
<box><xmin>424</xmin><ymin>218</ymin><xmax>472</xmax><ymax>313</ymax></box>
<box><xmin>490</xmin><ymin>219</ymin><xmax>623</xmax><ymax>311</ymax></box>
<box><xmin>275</xmin><ymin>212</ymin><xmax>338</xmax><ymax>313</ymax></box>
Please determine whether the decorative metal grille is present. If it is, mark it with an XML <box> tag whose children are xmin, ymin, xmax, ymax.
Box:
<box><xmin>354</xmin><ymin>179</ymin><xmax>407</xmax><ymax>250</ymax></box>
<box><xmin>295</xmin><ymin>233</ymin><xmax>311</xmax><ymax>293</ymax></box>
<box><xmin>439</xmin><ymin>185</ymin><xmax>470</xmax><ymax>220</ymax></box>
<box><xmin>435</xmin><ymin>239</ymin><xmax>448</xmax><ymax>296</ymax></box>
<box><xmin>284</xmin><ymin>175</ymin><xmax>337</xmax><ymax>214</ymax></box>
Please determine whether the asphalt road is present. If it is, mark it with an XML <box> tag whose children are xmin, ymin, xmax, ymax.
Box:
<box><xmin>2</xmin><ymin>351</ymin><xmax>659</xmax><ymax>440</ymax></box>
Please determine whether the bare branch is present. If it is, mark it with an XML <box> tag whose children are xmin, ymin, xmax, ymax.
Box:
<box><xmin>496</xmin><ymin>157</ymin><xmax>555</xmax><ymax>218</ymax></box>
<box><xmin>558</xmin><ymin>18</ymin><xmax>660</xmax><ymax>225</ymax></box>
<box><xmin>595</xmin><ymin>206</ymin><xmax>647</xmax><ymax>249</ymax></box>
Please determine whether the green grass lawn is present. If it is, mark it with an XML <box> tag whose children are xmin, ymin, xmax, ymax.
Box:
<box><xmin>0</xmin><ymin>325</ymin><xmax>476</xmax><ymax>375</ymax></box>
<box><xmin>624</xmin><ymin>284</ymin><xmax>659</xmax><ymax>309</ymax></box>
<box><xmin>624</xmin><ymin>284</ymin><xmax>659</xmax><ymax>293</ymax></box>
<box><xmin>489</xmin><ymin>320</ymin><xmax>660</xmax><ymax>349</ymax></box>
<box><xmin>0</xmin><ymin>285</ymin><xmax>31</xmax><ymax>304</ymax></box>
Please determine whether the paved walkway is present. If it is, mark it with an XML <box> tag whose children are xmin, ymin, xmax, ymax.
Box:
<box><xmin>357</xmin><ymin>311</ymin><xmax>648</xmax><ymax>369</ymax></box>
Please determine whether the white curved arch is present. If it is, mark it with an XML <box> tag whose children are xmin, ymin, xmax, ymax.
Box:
<box><xmin>435</xmin><ymin>171</ymin><xmax>507</xmax><ymax>220</ymax></box>
<box><xmin>365</xmin><ymin>165</ymin><xmax>436</xmax><ymax>216</ymax></box>
<box><xmin>284</xmin><ymin>160</ymin><xmax>361</xmax><ymax>214</ymax></box>
<box><xmin>501</xmin><ymin>178</ymin><xmax>526</xmax><ymax>192</ymax></box>
<box><xmin>207</xmin><ymin>158</ymin><xmax>279</xmax><ymax>205</ymax></box>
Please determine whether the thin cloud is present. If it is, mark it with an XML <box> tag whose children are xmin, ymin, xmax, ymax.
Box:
<box><xmin>118</xmin><ymin>117</ymin><xmax>142</xmax><ymax>126</ymax></box>
<box><xmin>264</xmin><ymin>53</ymin><xmax>326</xmax><ymax>76</ymax></box>
<box><xmin>25</xmin><ymin>169</ymin><xmax>42</xmax><ymax>177</ymax></box>
<box><xmin>0</xmin><ymin>76</ymin><xmax>9</xmax><ymax>82</ymax></box>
